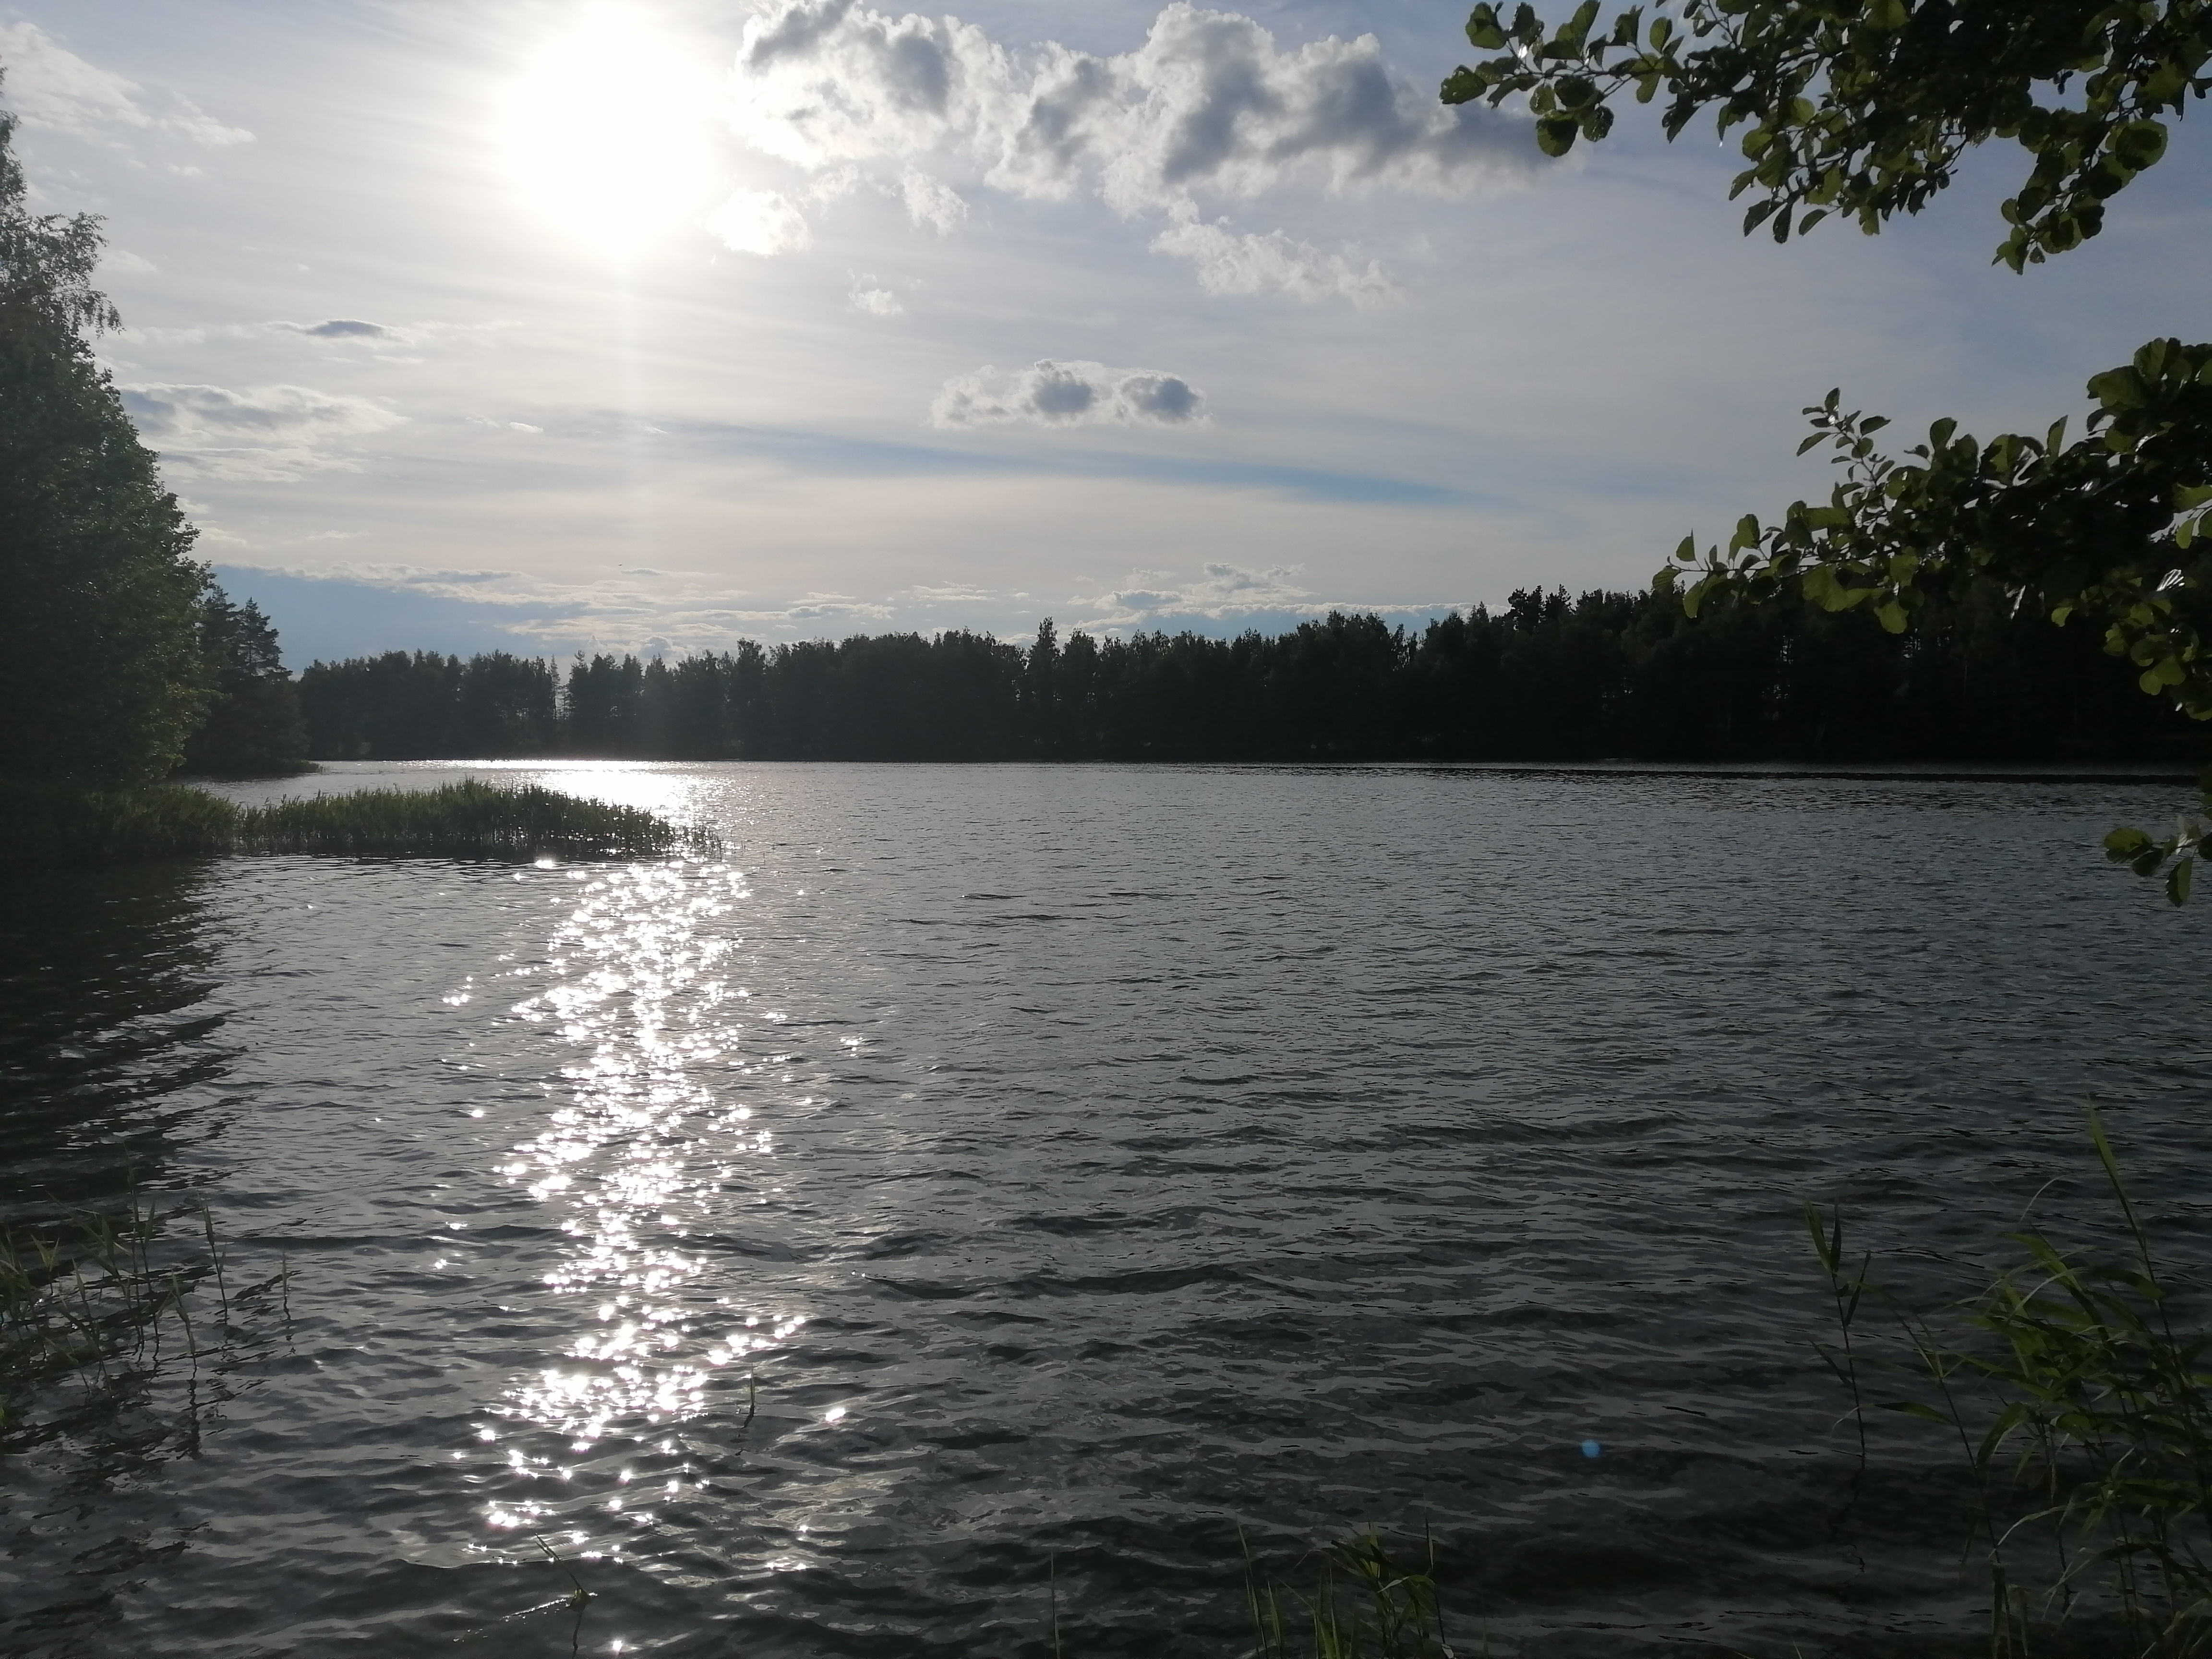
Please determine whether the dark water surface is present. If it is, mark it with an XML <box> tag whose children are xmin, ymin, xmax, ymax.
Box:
<box><xmin>5</xmin><ymin>762</ymin><xmax>2209</xmax><ymax>1658</ymax></box>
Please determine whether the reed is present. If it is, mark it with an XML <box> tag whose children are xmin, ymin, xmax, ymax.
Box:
<box><xmin>0</xmin><ymin>779</ymin><xmax>240</xmax><ymax>865</ymax></box>
<box><xmin>235</xmin><ymin>779</ymin><xmax>694</xmax><ymax>860</ymax></box>
<box><xmin>0</xmin><ymin>777</ymin><xmax>698</xmax><ymax>865</ymax></box>
<box><xmin>1243</xmin><ymin>1528</ymin><xmax>1455</xmax><ymax>1659</ymax></box>
<box><xmin>1814</xmin><ymin>1108</ymin><xmax>2212</xmax><ymax>1658</ymax></box>
<box><xmin>0</xmin><ymin>1190</ymin><xmax>288</xmax><ymax>1457</ymax></box>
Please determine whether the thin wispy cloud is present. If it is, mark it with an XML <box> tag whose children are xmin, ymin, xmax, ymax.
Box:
<box><xmin>0</xmin><ymin>20</ymin><xmax>250</xmax><ymax>148</ymax></box>
<box><xmin>1150</xmin><ymin>208</ymin><xmax>1398</xmax><ymax>305</ymax></box>
<box><xmin>120</xmin><ymin>382</ymin><xmax>404</xmax><ymax>481</ymax></box>
<box><xmin>704</xmin><ymin>187</ymin><xmax>813</xmax><ymax>255</ymax></box>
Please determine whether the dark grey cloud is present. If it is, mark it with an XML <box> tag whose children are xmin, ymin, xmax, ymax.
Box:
<box><xmin>930</xmin><ymin>360</ymin><xmax>1208</xmax><ymax>429</ymax></box>
<box><xmin>277</xmin><ymin>318</ymin><xmax>395</xmax><ymax>339</ymax></box>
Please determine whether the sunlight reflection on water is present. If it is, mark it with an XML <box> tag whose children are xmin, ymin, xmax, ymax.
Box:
<box><xmin>475</xmin><ymin>859</ymin><xmax>810</xmax><ymax>1556</ymax></box>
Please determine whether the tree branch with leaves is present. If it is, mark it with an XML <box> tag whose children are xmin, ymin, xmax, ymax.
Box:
<box><xmin>1442</xmin><ymin>0</ymin><xmax>2211</xmax><ymax>269</ymax></box>
<box><xmin>1441</xmin><ymin>0</ymin><xmax>2212</xmax><ymax>899</ymax></box>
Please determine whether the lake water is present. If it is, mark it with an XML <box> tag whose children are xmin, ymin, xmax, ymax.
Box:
<box><xmin>4</xmin><ymin>761</ymin><xmax>2209</xmax><ymax>1658</ymax></box>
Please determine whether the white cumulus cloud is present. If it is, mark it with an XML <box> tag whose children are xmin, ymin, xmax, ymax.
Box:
<box><xmin>724</xmin><ymin>2</ymin><xmax>1526</xmax><ymax>295</ymax></box>
<box><xmin>850</xmin><ymin>275</ymin><xmax>904</xmax><ymax>314</ymax></box>
<box><xmin>730</xmin><ymin>1</ymin><xmax>1525</xmax><ymax>210</ymax></box>
<box><xmin>704</xmin><ymin>188</ymin><xmax>813</xmax><ymax>255</ymax></box>
<box><xmin>930</xmin><ymin>359</ymin><xmax>1206</xmax><ymax>429</ymax></box>
<box><xmin>120</xmin><ymin>382</ymin><xmax>403</xmax><ymax>481</ymax></box>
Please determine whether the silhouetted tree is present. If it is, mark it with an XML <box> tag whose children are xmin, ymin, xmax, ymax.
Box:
<box><xmin>181</xmin><ymin>587</ymin><xmax>309</xmax><ymax>776</ymax></box>
<box><xmin>286</xmin><ymin>590</ymin><xmax>2204</xmax><ymax>767</ymax></box>
<box><xmin>0</xmin><ymin>88</ymin><xmax>210</xmax><ymax>784</ymax></box>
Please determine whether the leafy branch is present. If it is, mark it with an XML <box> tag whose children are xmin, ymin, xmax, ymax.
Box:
<box><xmin>1654</xmin><ymin>338</ymin><xmax>2212</xmax><ymax>719</ymax></box>
<box><xmin>1441</xmin><ymin>0</ymin><xmax>2212</xmax><ymax>268</ymax></box>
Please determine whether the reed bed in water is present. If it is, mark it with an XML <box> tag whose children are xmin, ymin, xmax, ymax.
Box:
<box><xmin>0</xmin><ymin>780</ymin><xmax>241</xmax><ymax>864</ymax></box>
<box><xmin>0</xmin><ymin>778</ymin><xmax>697</xmax><ymax>864</ymax></box>
<box><xmin>235</xmin><ymin>780</ymin><xmax>693</xmax><ymax>859</ymax></box>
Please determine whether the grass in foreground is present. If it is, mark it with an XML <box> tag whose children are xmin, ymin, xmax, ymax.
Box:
<box><xmin>0</xmin><ymin>1191</ymin><xmax>287</xmax><ymax>1457</ymax></box>
<box><xmin>1</xmin><ymin>778</ymin><xmax>698</xmax><ymax>866</ymax></box>
<box><xmin>1813</xmin><ymin>1108</ymin><xmax>2212</xmax><ymax>1659</ymax></box>
<box><xmin>1244</xmin><ymin>1529</ymin><xmax>1453</xmax><ymax>1659</ymax></box>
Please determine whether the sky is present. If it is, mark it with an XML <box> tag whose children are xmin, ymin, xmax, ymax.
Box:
<box><xmin>4</xmin><ymin>1</ymin><xmax>2209</xmax><ymax>667</ymax></box>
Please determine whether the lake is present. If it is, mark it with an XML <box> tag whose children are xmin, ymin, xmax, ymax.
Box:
<box><xmin>4</xmin><ymin>761</ymin><xmax>2207</xmax><ymax>1658</ymax></box>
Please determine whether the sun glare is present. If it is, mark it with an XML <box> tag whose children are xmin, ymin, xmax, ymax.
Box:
<box><xmin>502</xmin><ymin>8</ymin><xmax>714</xmax><ymax>254</ymax></box>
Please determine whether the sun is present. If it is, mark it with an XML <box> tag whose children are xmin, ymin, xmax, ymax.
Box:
<box><xmin>501</xmin><ymin>8</ymin><xmax>715</xmax><ymax>254</ymax></box>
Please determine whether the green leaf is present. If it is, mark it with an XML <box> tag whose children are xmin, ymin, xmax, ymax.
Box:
<box><xmin>1465</xmin><ymin>4</ymin><xmax>1510</xmax><ymax>49</ymax></box>
<box><xmin>2169</xmin><ymin>858</ymin><xmax>2194</xmax><ymax>906</ymax></box>
<box><xmin>2114</xmin><ymin>120</ymin><xmax>2169</xmax><ymax>172</ymax></box>
<box><xmin>1535</xmin><ymin>117</ymin><xmax>1580</xmax><ymax>156</ymax></box>
<box><xmin>1881</xmin><ymin>1400</ymin><xmax>1952</xmax><ymax>1425</ymax></box>
<box><xmin>1673</xmin><ymin>535</ymin><xmax>1698</xmax><ymax>564</ymax></box>
<box><xmin>1864</xmin><ymin>0</ymin><xmax>1907</xmax><ymax>30</ymax></box>
<box><xmin>1874</xmin><ymin>600</ymin><xmax>1907</xmax><ymax>633</ymax></box>
<box><xmin>2104</xmin><ymin>826</ymin><xmax>2154</xmax><ymax>857</ymax></box>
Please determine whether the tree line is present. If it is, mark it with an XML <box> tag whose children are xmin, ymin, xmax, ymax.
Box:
<box><xmin>299</xmin><ymin>583</ymin><xmax>2205</xmax><ymax>765</ymax></box>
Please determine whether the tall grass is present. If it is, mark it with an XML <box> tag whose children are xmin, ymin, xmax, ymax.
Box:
<box><xmin>0</xmin><ymin>777</ymin><xmax>699</xmax><ymax>865</ymax></box>
<box><xmin>0</xmin><ymin>1190</ymin><xmax>288</xmax><ymax>1459</ymax></box>
<box><xmin>1244</xmin><ymin>1529</ymin><xmax>1455</xmax><ymax>1659</ymax></box>
<box><xmin>235</xmin><ymin>780</ymin><xmax>694</xmax><ymax>859</ymax></box>
<box><xmin>1813</xmin><ymin>1108</ymin><xmax>2212</xmax><ymax>1658</ymax></box>
<box><xmin>0</xmin><ymin>780</ymin><xmax>240</xmax><ymax>865</ymax></box>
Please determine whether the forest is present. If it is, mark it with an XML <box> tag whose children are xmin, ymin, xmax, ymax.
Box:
<box><xmin>295</xmin><ymin>580</ymin><xmax>2210</xmax><ymax>766</ymax></box>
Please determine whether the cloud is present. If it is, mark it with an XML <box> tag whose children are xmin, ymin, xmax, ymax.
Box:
<box><xmin>120</xmin><ymin>382</ymin><xmax>404</xmax><ymax>481</ymax></box>
<box><xmin>1150</xmin><ymin>209</ymin><xmax>1397</xmax><ymax>305</ymax></box>
<box><xmin>729</xmin><ymin>1</ymin><xmax>1528</xmax><ymax>215</ymax></box>
<box><xmin>930</xmin><ymin>359</ymin><xmax>1207</xmax><ymax>428</ymax></box>
<box><xmin>1092</xmin><ymin>560</ymin><xmax>1311</xmax><ymax>620</ymax></box>
<box><xmin>0</xmin><ymin>22</ymin><xmax>251</xmax><ymax>147</ymax></box>
<box><xmin>126</xmin><ymin>317</ymin><xmax>512</xmax><ymax>359</ymax></box>
<box><xmin>272</xmin><ymin>318</ymin><xmax>395</xmax><ymax>339</ymax></box>
<box><xmin>704</xmin><ymin>188</ymin><xmax>812</xmax><ymax>255</ymax></box>
<box><xmin>850</xmin><ymin>275</ymin><xmax>904</xmax><ymax>314</ymax></box>
<box><xmin>900</xmin><ymin>168</ymin><xmax>967</xmax><ymax>232</ymax></box>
